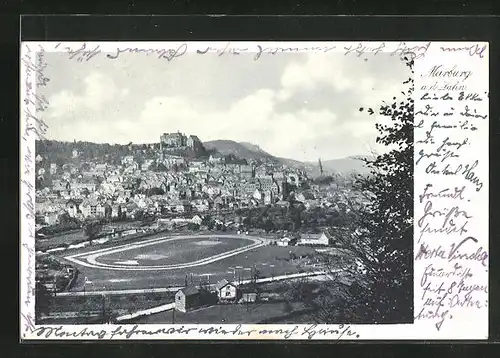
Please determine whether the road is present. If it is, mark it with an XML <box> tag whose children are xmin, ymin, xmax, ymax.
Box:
<box><xmin>55</xmin><ymin>270</ymin><xmax>335</xmax><ymax>296</ymax></box>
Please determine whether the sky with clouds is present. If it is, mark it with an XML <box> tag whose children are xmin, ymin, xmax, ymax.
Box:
<box><xmin>38</xmin><ymin>48</ymin><xmax>410</xmax><ymax>162</ymax></box>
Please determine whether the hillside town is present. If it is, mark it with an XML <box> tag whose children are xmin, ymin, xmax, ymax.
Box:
<box><xmin>35</xmin><ymin>131</ymin><xmax>367</xmax><ymax>239</ymax></box>
<box><xmin>33</xmin><ymin>131</ymin><xmax>373</xmax><ymax>321</ymax></box>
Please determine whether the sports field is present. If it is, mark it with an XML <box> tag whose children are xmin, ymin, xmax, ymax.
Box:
<box><xmin>96</xmin><ymin>236</ymin><xmax>256</xmax><ymax>266</ymax></box>
<box><xmin>58</xmin><ymin>234</ymin><xmax>320</xmax><ymax>292</ymax></box>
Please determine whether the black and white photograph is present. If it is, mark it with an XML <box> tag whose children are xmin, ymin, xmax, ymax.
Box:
<box><xmin>29</xmin><ymin>45</ymin><xmax>415</xmax><ymax>327</ymax></box>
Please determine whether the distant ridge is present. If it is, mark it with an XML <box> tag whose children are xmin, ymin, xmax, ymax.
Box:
<box><xmin>203</xmin><ymin>140</ymin><xmax>276</xmax><ymax>162</ymax></box>
<box><xmin>309</xmin><ymin>156</ymin><xmax>371</xmax><ymax>175</ymax></box>
<box><xmin>204</xmin><ymin>140</ymin><xmax>371</xmax><ymax>175</ymax></box>
<box><xmin>238</xmin><ymin>142</ymin><xmax>270</xmax><ymax>154</ymax></box>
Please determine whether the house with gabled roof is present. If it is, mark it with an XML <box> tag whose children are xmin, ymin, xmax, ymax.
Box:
<box><xmin>79</xmin><ymin>198</ymin><xmax>105</xmax><ymax>218</ymax></box>
<box><xmin>190</xmin><ymin>215</ymin><xmax>203</xmax><ymax>226</ymax></box>
<box><xmin>297</xmin><ymin>231</ymin><xmax>334</xmax><ymax>246</ymax></box>
<box><xmin>209</xmin><ymin>152</ymin><xmax>225</xmax><ymax>164</ymax></box>
<box><xmin>214</xmin><ymin>279</ymin><xmax>239</xmax><ymax>303</ymax></box>
<box><xmin>65</xmin><ymin>198</ymin><xmax>83</xmax><ymax>217</ymax></box>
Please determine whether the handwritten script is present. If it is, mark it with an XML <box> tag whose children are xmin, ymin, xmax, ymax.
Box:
<box><xmin>27</xmin><ymin>323</ymin><xmax>359</xmax><ymax>341</ymax></box>
<box><xmin>20</xmin><ymin>43</ymin><xmax>51</xmax><ymax>339</ymax></box>
<box><xmin>55</xmin><ymin>41</ymin><xmax>437</xmax><ymax>63</ymax></box>
<box><xmin>414</xmin><ymin>51</ymin><xmax>488</xmax><ymax>332</ymax></box>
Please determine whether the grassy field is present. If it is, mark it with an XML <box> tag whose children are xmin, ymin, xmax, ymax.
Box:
<box><xmin>36</xmin><ymin>230</ymin><xmax>87</xmax><ymax>251</ymax></box>
<box><xmin>132</xmin><ymin>302</ymin><xmax>309</xmax><ymax>324</ymax></box>
<box><xmin>65</xmin><ymin>244</ymin><xmax>322</xmax><ymax>292</ymax></box>
<box><xmin>49</xmin><ymin>291</ymin><xmax>174</xmax><ymax>311</ymax></box>
<box><xmin>97</xmin><ymin>236</ymin><xmax>255</xmax><ymax>266</ymax></box>
<box><xmin>38</xmin><ymin>291</ymin><xmax>176</xmax><ymax>324</ymax></box>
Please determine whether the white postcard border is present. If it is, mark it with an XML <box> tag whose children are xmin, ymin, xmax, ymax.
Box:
<box><xmin>20</xmin><ymin>41</ymin><xmax>489</xmax><ymax>341</ymax></box>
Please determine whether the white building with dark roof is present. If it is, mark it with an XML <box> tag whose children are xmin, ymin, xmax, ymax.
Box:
<box><xmin>297</xmin><ymin>231</ymin><xmax>333</xmax><ymax>246</ymax></box>
<box><xmin>214</xmin><ymin>279</ymin><xmax>238</xmax><ymax>302</ymax></box>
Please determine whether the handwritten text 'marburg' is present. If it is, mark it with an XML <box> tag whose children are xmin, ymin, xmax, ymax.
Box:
<box><xmin>424</xmin><ymin>65</ymin><xmax>473</xmax><ymax>81</ymax></box>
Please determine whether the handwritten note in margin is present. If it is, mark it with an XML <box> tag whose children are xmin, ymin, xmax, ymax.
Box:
<box><xmin>414</xmin><ymin>43</ymin><xmax>489</xmax><ymax>337</ymax></box>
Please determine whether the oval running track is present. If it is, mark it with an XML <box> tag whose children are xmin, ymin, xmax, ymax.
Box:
<box><xmin>63</xmin><ymin>234</ymin><xmax>266</xmax><ymax>271</ymax></box>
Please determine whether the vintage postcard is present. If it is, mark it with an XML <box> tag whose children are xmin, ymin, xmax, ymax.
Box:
<box><xmin>20</xmin><ymin>41</ymin><xmax>488</xmax><ymax>341</ymax></box>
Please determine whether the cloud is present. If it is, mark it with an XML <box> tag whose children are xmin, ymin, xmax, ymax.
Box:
<box><xmin>278</xmin><ymin>53</ymin><xmax>407</xmax><ymax>109</ymax></box>
<box><xmin>272</xmin><ymin>52</ymin><xmax>410</xmax><ymax>158</ymax></box>
<box><xmin>280</xmin><ymin>54</ymin><xmax>357</xmax><ymax>97</ymax></box>
<box><xmin>45</xmin><ymin>72</ymin><xmax>127</xmax><ymax>119</ymax></box>
<box><xmin>133</xmin><ymin>88</ymin><xmax>343</xmax><ymax>161</ymax></box>
<box><xmin>41</xmin><ymin>51</ymin><xmax>411</xmax><ymax>161</ymax></box>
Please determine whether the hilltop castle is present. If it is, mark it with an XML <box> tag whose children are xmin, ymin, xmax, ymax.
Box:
<box><xmin>160</xmin><ymin>131</ymin><xmax>202</xmax><ymax>150</ymax></box>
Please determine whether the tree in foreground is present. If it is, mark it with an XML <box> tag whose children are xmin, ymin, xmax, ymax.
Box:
<box><xmin>295</xmin><ymin>56</ymin><xmax>414</xmax><ymax>324</ymax></box>
<box><xmin>84</xmin><ymin>220</ymin><xmax>103</xmax><ymax>244</ymax></box>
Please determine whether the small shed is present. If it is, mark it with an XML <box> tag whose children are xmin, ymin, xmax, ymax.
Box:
<box><xmin>277</xmin><ymin>237</ymin><xmax>297</xmax><ymax>247</ymax></box>
<box><xmin>175</xmin><ymin>286</ymin><xmax>202</xmax><ymax>312</ymax></box>
<box><xmin>215</xmin><ymin>279</ymin><xmax>238</xmax><ymax>302</ymax></box>
<box><xmin>240</xmin><ymin>292</ymin><xmax>258</xmax><ymax>304</ymax></box>
<box><xmin>175</xmin><ymin>286</ymin><xmax>216</xmax><ymax>312</ymax></box>
<box><xmin>277</xmin><ymin>237</ymin><xmax>290</xmax><ymax>247</ymax></box>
